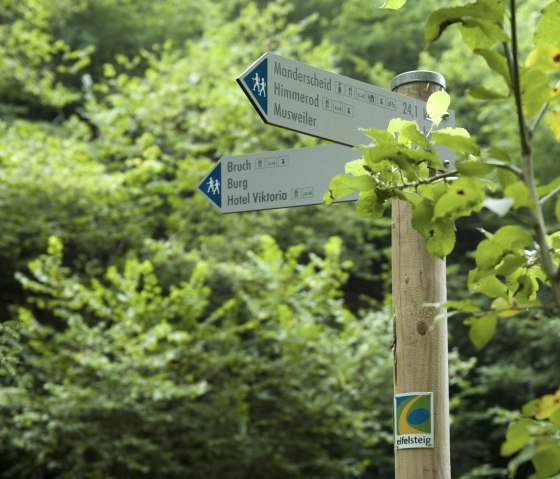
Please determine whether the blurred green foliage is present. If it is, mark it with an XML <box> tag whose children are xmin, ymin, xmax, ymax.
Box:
<box><xmin>1</xmin><ymin>235</ymin><xmax>395</xmax><ymax>478</ymax></box>
<box><xmin>0</xmin><ymin>0</ymin><xmax>558</xmax><ymax>478</ymax></box>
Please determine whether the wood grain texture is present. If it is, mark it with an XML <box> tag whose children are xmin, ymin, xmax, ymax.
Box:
<box><xmin>392</xmin><ymin>80</ymin><xmax>451</xmax><ymax>479</ymax></box>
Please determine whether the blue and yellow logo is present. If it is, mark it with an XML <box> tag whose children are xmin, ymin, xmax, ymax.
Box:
<box><xmin>395</xmin><ymin>393</ymin><xmax>432</xmax><ymax>435</ymax></box>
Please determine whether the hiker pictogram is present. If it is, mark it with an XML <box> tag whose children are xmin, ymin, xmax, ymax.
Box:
<box><xmin>206</xmin><ymin>177</ymin><xmax>220</xmax><ymax>195</ymax></box>
<box><xmin>252</xmin><ymin>72</ymin><xmax>266</xmax><ymax>97</ymax></box>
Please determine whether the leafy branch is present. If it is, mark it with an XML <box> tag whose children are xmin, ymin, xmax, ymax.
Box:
<box><xmin>326</xmin><ymin>0</ymin><xmax>560</xmax><ymax>324</ymax></box>
<box><xmin>326</xmin><ymin>0</ymin><xmax>560</xmax><ymax>475</ymax></box>
<box><xmin>505</xmin><ymin>0</ymin><xmax>560</xmax><ymax>308</ymax></box>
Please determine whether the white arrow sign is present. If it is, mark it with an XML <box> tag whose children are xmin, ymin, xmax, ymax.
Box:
<box><xmin>237</xmin><ymin>51</ymin><xmax>455</xmax><ymax>147</ymax></box>
<box><xmin>198</xmin><ymin>145</ymin><xmax>361</xmax><ymax>213</ymax></box>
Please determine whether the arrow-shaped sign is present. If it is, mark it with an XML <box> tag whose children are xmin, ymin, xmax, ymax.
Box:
<box><xmin>238</xmin><ymin>52</ymin><xmax>455</xmax><ymax>147</ymax></box>
<box><xmin>198</xmin><ymin>144</ymin><xmax>361</xmax><ymax>213</ymax></box>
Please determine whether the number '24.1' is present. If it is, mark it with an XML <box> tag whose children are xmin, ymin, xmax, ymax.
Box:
<box><xmin>402</xmin><ymin>102</ymin><xmax>427</xmax><ymax>120</ymax></box>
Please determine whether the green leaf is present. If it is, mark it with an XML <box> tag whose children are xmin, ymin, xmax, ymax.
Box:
<box><xmin>472</xmin><ymin>240</ymin><xmax>503</xmax><ymax>273</ymax></box>
<box><xmin>418</xmin><ymin>180</ymin><xmax>449</xmax><ymax>201</ymax></box>
<box><xmin>395</xmin><ymin>189</ymin><xmax>423</xmax><ymax>205</ymax></box>
<box><xmin>469</xmin><ymin>274</ymin><xmax>508</xmax><ymax>298</ymax></box>
<box><xmin>520</xmin><ymin>67</ymin><xmax>552</xmax><ymax>118</ymax></box>
<box><xmin>425</xmin><ymin>0</ymin><xmax>505</xmax><ymax>43</ymax></box>
<box><xmin>426</xmin><ymin>91</ymin><xmax>450</xmax><ymax>121</ymax></box>
<box><xmin>411</xmin><ymin>199</ymin><xmax>455</xmax><ymax>257</ymax></box>
<box><xmin>399</xmin><ymin>123</ymin><xmax>429</xmax><ymax>149</ymax></box>
<box><xmin>493</xmin><ymin>225</ymin><xmax>534</xmax><ymax>252</ymax></box>
<box><xmin>534</xmin><ymin>390</ymin><xmax>560</xmax><ymax>419</ymax></box>
<box><xmin>501</xmin><ymin>418</ymin><xmax>535</xmax><ymax>456</ymax></box>
<box><xmin>445</xmin><ymin>299</ymin><xmax>481</xmax><ymax>313</ymax></box>
<box><xmin>425</xmin><ymin>219</ymin><xmax>456</xmax><ymax>258</ymax></box>
<box><xmin>380</xmin><ymin>0</ymin><xmax>407</xmax><ymax>9</ymax></box>
<box><xmin>324</xmin><ymin>174</ymin><xmax>376</xmax><ymax>204</ymax></box>
<box><xmin>537</xmin><ymin>176</ymin><xmax>560</xmax><ymax>197</ymax></box>
<box><xmin>498</xmin><ymin>168</ymin><xmax>519</xmax><ymax>190</ymax></box>
<box><xmin>387</xmin><ymin>118</ymin><xmax>415</xmax><ymax>135</ymax></box>
<box><xmin>406</xmin><ymin>148</ymin><xmax>443</xmax><ymax>171</ymax></box>
<box><xmin>345</xmin><ymin>159</ymin><xmax>368</xmax><ymax>176</ymax></box>
<box><xmin>456</xmin><ymin>159</ymin><xmax>496</xmax><ymax>176</ymax></box>
<box><xmin>533</xmin><ymin>445</ymin><xmax>560</xmax><ymax>479</ymax></box>
<box><xmin>534</xmin><ymin>0</ymin><xmax>560</xmax><ymax>50</ymax></box>
<box><xmin>476</xmin><ymin>0</ymin><xmax>505</xmax><ymax>21</ymax></box>
<box><xmin>494</xmin><ymin>253</ymin><xmax>525</xmax><ymax>276</ymax></box>
<box><xmin>526</xmin><ymin>43</ymin><xmax>560</xmax><ymax>72</ymax></box>
<box><xmin>475</xmin><ymin>49</ymin><xmax>512</xmax><ymax>87</ymax></box>
<box><xmin>468</xmin><ymin>313</ymin><xmax>498</xmax><ymax>350</ymax></box>
<box><xmin>459</xmin><ymin>18</ymin><xmax>508</xmax><ymax>50</ymax></box>
<box><xmin>556</xmin><ymin>196</ymin><xmax>560</xmax><ymax>223</ymax></box>
<box><xmin>551</xmin><ymin>231</ymin><xmax>560</xmax><ymax>250</ymax></box>
<box><xmin>356</xmin><ymin>190</ymin><xmax>386</xmax><ymax>217</ymax></box>
<box><xmin>548</xmin><ymin>111</ymin><xmax>560</xmax><ymax>141</ymax></box>
<box><xmin>551</xmin><ymin>409</ymin><xmax>560</xmax><ymax>428</ymax></box>
<box><xmin>363</xmin><ymin>144</ymin><xmax>400</xmax><ymax>169</ymax></box>
<box><xmin>491</xmin><ymin>296</ymin><xmax>520</xmax><ymax>318</ymax></box>
<box><xmin>523</xmin><ymin>399</ymin><xmax>540</xmax><ymax>418</ymax></box>
<box><xmin>504</xmin><ymin>181</ymin><xmax>535</xmax><ymax>210</ymax></box>
<box><xmin>434</xmin><ymin>177</ymin><xmax>485</xmax><ymax>220</ymax></box>
<box><xmin>362</xmin><ymin>128</ymin><xmax>397</xmax><ymax>144</ymax></box>
<box><xmin>431</xmin><ymin>128</ymin><xmax>481</xmax><ymax>155</ymax></box>
<box><xmin>487</xmin><ymin>147</ymin><xmax>512</xmax><ymax>163</ymax></box>
<box><xmin>511</xmin><ymin>269</ymin><xmax>543</xmax><ymax>305</ymax></box>
<box><xmin>438</xmin><ymin>126</ymin><xmax>471</xmax><ymax>138</ymax></box>
<box><xmin>469</xmin><ymin>226</ymin><xmax>532</xmax><ymax>284</ymax></box>
<box><xmin>323</xmin><ymin>192</ymin><xmax>335</xmax><ymax>205</ymax></box>
<box><xmin>425</xmin><ymin>7</ymin><xmax>469</xmax><ymax>43</ymax></box>
<box><xmin>468</xmin><ymin>86</ymin><xmax>510</xmax><ymax>100</ymax></box>
<box><xmin>411</xmin><ymin>199</ymin><xmax>434</xmax><ymax>235</ymax></box>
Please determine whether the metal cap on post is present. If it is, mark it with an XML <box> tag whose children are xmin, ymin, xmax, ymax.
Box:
<box><xmin>390</xmin><ymin>69</ymin><xmax>451</xmax><ymax>479</ymax></box>
<box><xmin>391</xmin><ymin>70</ymin><xmax>446</xmax><ymax>91</ymax></box>
<box><xmin>390</xmin><ymin>70</ymin><xmax>447</xmax><ymax>104</ymax></box>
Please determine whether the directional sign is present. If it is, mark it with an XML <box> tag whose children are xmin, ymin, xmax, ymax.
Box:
<box><xmin>238</xmin><ymin>51</ymin><xmax>455</xmax><ymax>147</ymax></box>
<box><xmin>198</xmin><ymin>145</ymin><xmax>361</xmax><ymax>213</ymax></box>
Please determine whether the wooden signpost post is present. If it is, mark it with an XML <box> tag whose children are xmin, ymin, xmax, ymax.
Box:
<box><xmin>391</xmin><ymin>71</ymin><xmax>451</xmax><ymax>479</ymax></box>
